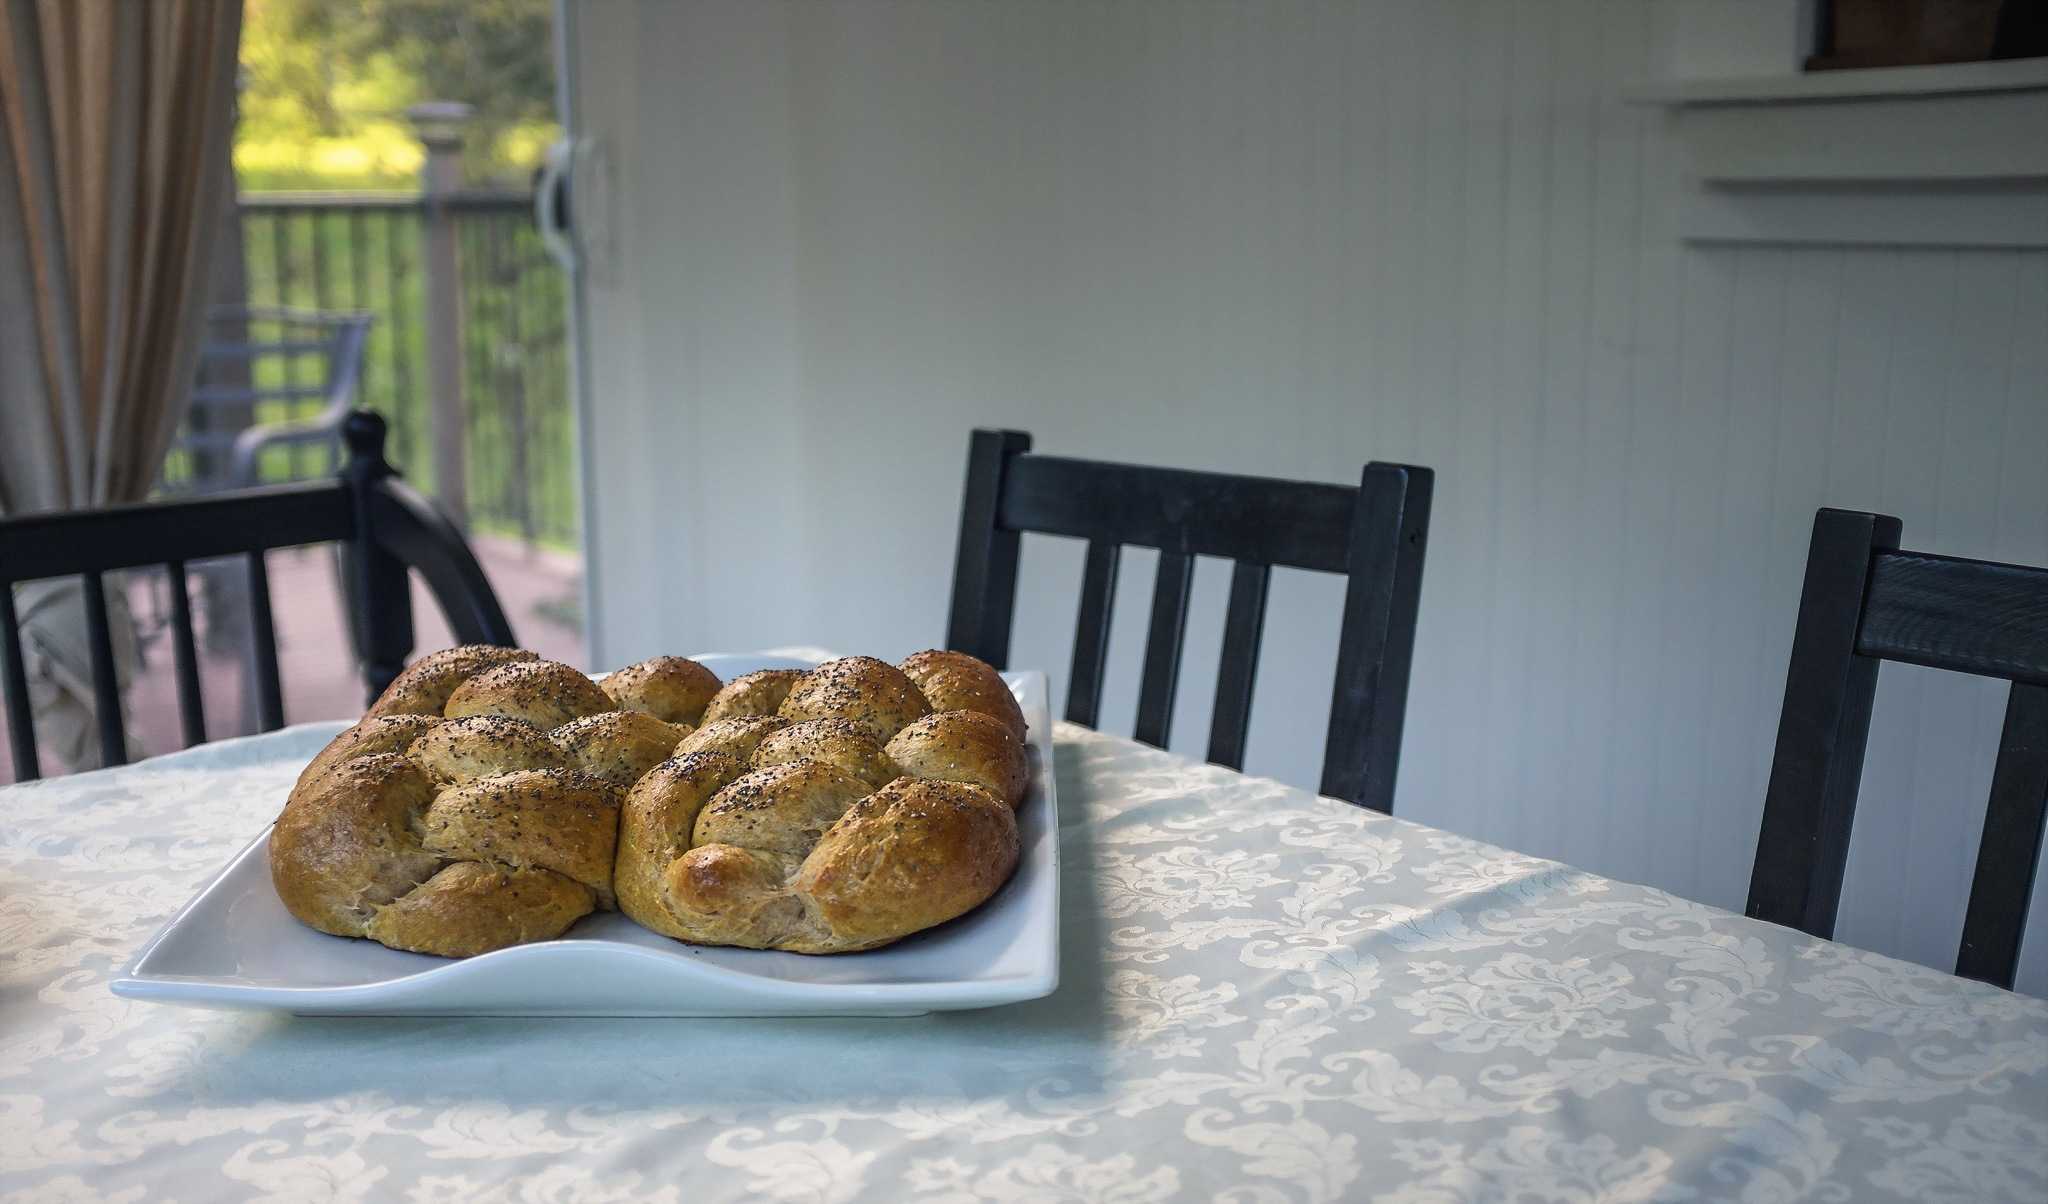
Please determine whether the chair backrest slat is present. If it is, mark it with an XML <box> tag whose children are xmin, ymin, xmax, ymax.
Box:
<box><xmin>1134</xmin><ymin>552</ymin><xmax>1195</xmax><ymax>749</ymax></box>
<box><xmin>0</xmin><ymin>484</ymin><xmax>351</xmax><ymax>583</ymax></box>
<box><xmin>164</xmin><ymin>560</ymin><xmax>206</xmax><ymax>748</ymax></box>
<box><xmin>244</xmin><ymin>551</ymin><xmax>286</xmax><ymax>732</ymax></box>
<box><xmin>1858</xmin><ymin>551</ymin><xmax>2048</xmax><ymax>684</ymax></box>
<box><xmin>1207</xmin><ymin>560</ymin><xmax>1271</xmax><ymax>772</ymax></box>
<box><xmin>1749</xmin><ymin>506</ymin><xmax>2048</xmax><ymax>990</ymax></box>
<box><xmin>0</xmin><ymin>591</ymin><xmax>31</xmax><ymax>781</ymax></box>
<box><xmin>1956</xmin><ymin>680</ymin><xmax>2048</xmax><ymax>985</ymax></box>
<box><xmin>1065</xmin><ymin>540</ymin><xmax>1120</xmax><ymax>727</ymax></box>
<box><xmin>79</xmin><ymin>572</ymin><xmax>128</xmax><ymax>767</ymax></box>
<box><xmin>947</xmin><ymin>428</ymin><xmax>1433</xmax><ymax>813</ymax></box>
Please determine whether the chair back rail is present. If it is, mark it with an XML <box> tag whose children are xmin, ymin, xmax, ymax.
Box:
<box><xmin>998</xmin><ymin>454</ymin><xmax>1358</xmax><ymax>571</ymax></box>
<box><xmin>1748</xmin><ymin>507</ymin><xmax>2048</xmax><ymax>990</ymax></box>
<box><xmin>944</xmin><ymin>428</ymin><xmax>1432</xmax><ymax>813</ymax></box>
<box><xmin>0</xmin><ymin>411</ymin><xmax>514</xmax><ymax>782</ymax></box>
<box><xmin>1858</xmin><ymin>552</ymin><xmax>2048</xmax><ymax>683</ymax></box>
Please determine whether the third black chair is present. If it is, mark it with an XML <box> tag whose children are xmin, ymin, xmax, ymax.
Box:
<box><xmin>1</xmin><ymin>410</ymin><xmax>514</xmax><ymax>782</ymax></box>
<box><xmin>1748</xmin><ymin>508</ymin><xmax>2048</xmax><ymax>990</ymax></box>
<box><xmin>944</xmin><ymin>429</ymin><xmax>1432</xmax><ymax>813</ymax></box>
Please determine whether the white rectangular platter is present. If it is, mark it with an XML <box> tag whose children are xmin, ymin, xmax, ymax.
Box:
<box><xmin>110</xmin><ymin>654</ymin><xmax>1058</xmax><ymax>1017</ymax></box>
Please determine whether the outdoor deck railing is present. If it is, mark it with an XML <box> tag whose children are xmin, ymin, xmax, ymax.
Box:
<box><xmin>162</xmin><ymin>189</ymin><xmax>576</xmax><ymax>550</ymax></box>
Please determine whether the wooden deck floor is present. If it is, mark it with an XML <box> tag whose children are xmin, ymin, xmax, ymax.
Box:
<box><xmin>2</xmin><ymin>536</ymin><xmax>585</xmax><ymax>784</ymax></box>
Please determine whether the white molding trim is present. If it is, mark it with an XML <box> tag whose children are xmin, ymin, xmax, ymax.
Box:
<box><xmin>1623</xmin><ymin>57</ymin><xmax>2048</xmax><ymax>105</ymax></box>
<box><xmin>1629</xmin><ymin>60</ymin><xmax>2048</xmax><ymax>247</ymax></box>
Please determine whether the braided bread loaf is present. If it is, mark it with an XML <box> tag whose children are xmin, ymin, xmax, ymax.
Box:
<box><xmin>272</xmin><ymin>650</ymin><xmax>667</xmax><ymax>958</ymax></box>
<box><xmin>271</xmin><ymin>648</ymin><xmax>1029</xmax><ymax>959</ymax></box>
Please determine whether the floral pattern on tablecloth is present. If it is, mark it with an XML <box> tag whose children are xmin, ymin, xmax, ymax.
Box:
<box><xmin>3</xmin><ymin>721</ymin><xmax>2045</xmax><ymax>1203</ymax></box>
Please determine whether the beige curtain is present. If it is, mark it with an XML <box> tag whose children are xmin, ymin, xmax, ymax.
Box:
<box><xmin>0</xmin><ymin>0</ymin><xmax>242</xmax><ymax>770</ymax></box>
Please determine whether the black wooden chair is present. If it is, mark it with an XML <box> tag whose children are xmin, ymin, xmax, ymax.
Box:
<box><xmin>1</xmin><ymin>410</ymin><xmax>515</xmax><ymax>781</ymax></box>
<box><xmin>1747</xmin><ymin>508</ymin><xmax>2048</xmax><ymax>990</ymax></box>
<box><xmin>945</xmin><ymin>429</ymin><xmax>1432</xmax><ymax>813</ymax></box>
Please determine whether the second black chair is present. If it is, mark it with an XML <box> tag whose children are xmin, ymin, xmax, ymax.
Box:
<box><xmin>0</xmin><ymin>410</ymin><xmax>514</xmax><ymax>781</ymax></box>
<box><xmin>1748</xmin><ymin>508</ymin><xmax>2048</xmax><ymax>990</ymax></box>
<box><xmin>944</xmin><ymin>429</ymin><xmax>1432</xmax><ymax>813</ymax></box>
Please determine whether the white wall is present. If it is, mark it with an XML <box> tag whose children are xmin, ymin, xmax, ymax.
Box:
<box><xmin>562</xmin><ymin>0</ymin><xmax>2048</xmax><ymax>993</ymax></box>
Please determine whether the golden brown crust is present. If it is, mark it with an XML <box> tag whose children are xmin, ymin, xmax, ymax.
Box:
<box><xmin>275</xmin><ymin>702</ymin><xmax>637</xmax><ymax>957</ymax></box>
<box><xmin>419</xmin><ymin>768</ymin><xmax>622</xmax><ymax>908</ymax></box>
<box><xmin>364</xmin><ymin>645</ymin><xmax>537</xmax><ymax>719</ymax></box>
<box><xmin>408</xmin><ymin>716</ymin><xmax>567</xmax><ymax>785</ymax></box>
<box><xmin>749</xmin><ymin>718</ymin><xmax>898</xmax><ymax>788</ymax></box>
<box><xmin>700</xmin><ymin>669</ymin><xmax>805</xmax><ymax>724</ymax></box>
<box><xmin>898</xmin><ymin>650</ymin><xmax>1028</xmax><ymax>743</ymax></box>
<box><xmin>614</xmin><ymin>751</ymin><xmax>748</xmax><ymax>939</ymax></box>
<box><xmin>885</xmin><ymin>710</ymin><xmax>1030</xmax><ymax>810</ymax></box>
<box><xmin>443</xmin><ymin>659</ymin><xmax>617</xmax><ymax>730</ymax></box>
<box><xmin>651</xmin><ymin>776</ymin><xmax>1019</xmax><ymax>954</ymax></box>
<box><xmin>673</xmin><ymin>715</ymin><xmax>789</xmax><ymax>762</ymax></box>
<box><xmin>366</xmin><ymin>862</ymin><xmax>595</xmax><ymax>957</ymax></box>
<box><xmin>788</xmin><ymin>778</ymin><xmax>1020</xmax><ymax>953</ymax></box>
<box><xmin>693</xmin><ymin>761</ymin><xmax>872</xmax><ymax>859</ymax></box>
<box><xmin>601</xmin><ymin>656</ymin><xmax>722</xmax><ymax>726</ymax></box>
<box><xmin>291</xmin><ymin>713</ymin><xmax>441</xmax><ymax>799</ymax></box>
<box><xmin>549</xmin><ymin>711</ymin><xmax>689</xmax><ymax>787</ymax></box>
<box><xmin>777</xmin><ymin>656</ymin><xmax>931</xmax><ymax>742</ymax></box>
<box><xmin>270</xmin><ymin>754</ymin><xmax>443</xmax><ymax>937</ymax></box>
<box><xmin>660</xmin><ymin>844</ymin><xmax>806</xmax><ymax>950</ymax></box>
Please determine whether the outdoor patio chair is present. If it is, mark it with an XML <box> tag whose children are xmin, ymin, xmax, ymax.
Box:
<box><xmin>170</xmin><ymin>306</ymin><xmax>374</xmax><ymax>492</ymax></box>
<box><xmin>944</xmin><ymin>428</ymin><xmax>1433</xmax><ymax>814</ymax></box>
<box><xmin>0</xmin><ymin>410</ymin><xmax>514</xmax><ymax>781</ymax></box>
<box><xmin>1747</xmin><ymin>508</ymin><xmax>2048</xmax><ymax>990</ymax></box>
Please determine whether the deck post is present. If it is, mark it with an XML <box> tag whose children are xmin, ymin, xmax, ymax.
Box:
<box><xmin>409</xmin><ymin>101</ymin><xmax>472</xmax><ymax>528</ymax></box>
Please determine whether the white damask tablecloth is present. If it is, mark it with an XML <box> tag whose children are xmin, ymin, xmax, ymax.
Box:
<box><xmin>4</xmin><ymin>719</ymin><xmax>2046</xmax><ymax>1203</ymax></box>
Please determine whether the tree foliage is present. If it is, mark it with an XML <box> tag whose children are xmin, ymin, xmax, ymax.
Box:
<box><xmin>237</xmin><ymin>0</ymin><xmax>558</xmax><ymax>191</ymax></box>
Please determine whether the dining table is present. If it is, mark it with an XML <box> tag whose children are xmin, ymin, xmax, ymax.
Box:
<box><xmin>4</xmin><ymin>695</ymin><xmax>2046</xmax><ymax>1202</ymax></box>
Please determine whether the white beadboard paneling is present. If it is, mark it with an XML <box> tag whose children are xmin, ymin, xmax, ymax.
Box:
<box><xmin>566</xmin><ymin>0</ymin><xmax>2048</xmax><ymax>994</ymax></box>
